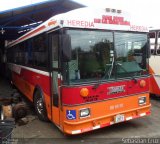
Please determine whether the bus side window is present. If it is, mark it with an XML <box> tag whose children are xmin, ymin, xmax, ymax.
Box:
<box><xmin>157</xmin><ymin>31</ymin><xmax>160</xmax><ymax>55</ymax></box>
<box><xmin>151</xmin><ymin>49</ymin><xmax>155</xmax><ymax>54</ymax></box>
<box><xmin>157</xmin><ymin>49</ymin><xmax>160</xmax><ymax>55</ymax></box>
<box><xmin>27</xmin><ymin>39</ymin><xmax>34</xmax><ymax>66</ymax></box>
<box><xmin>33</xmin><ymin>34</ymin><xmax>48</xmax><ymax>69</ymax></box>
<box><xmin>149</xmin><ymin>32</ymin><xmax>156</xmax><ymax>55</ymax></box>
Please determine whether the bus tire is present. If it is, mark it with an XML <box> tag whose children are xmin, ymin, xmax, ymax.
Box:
<box><xmin>34</xmin><ymin>90</ymin><xmax>49</xmax><ymax>122</ymax></box>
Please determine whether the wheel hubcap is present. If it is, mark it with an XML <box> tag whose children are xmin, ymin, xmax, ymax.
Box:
<box><xmin>37</xmin><ymin>98</ymin><xmax>43</xmax><ymax>114</ymax></box>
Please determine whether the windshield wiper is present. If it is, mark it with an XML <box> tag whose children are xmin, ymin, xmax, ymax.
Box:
<box><xmin>92</xmin><ymin>79</ymin><xmax>101</xmax><ymax>89</ymax></box>
<box><xmin>103</xmin><ymin>56</ymin><xmax>114</xmax><ymax>79</ymax></box>
<box><xmin>117</xmin><ymin>62</ymin><xmax>138</xmax><ymax>83</ymax></box>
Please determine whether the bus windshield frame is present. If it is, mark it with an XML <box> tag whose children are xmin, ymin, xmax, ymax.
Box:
<box><xmin>61</xmin><ymin>28</ymin><xmax>149</xmax><ymax>85</ymax></box>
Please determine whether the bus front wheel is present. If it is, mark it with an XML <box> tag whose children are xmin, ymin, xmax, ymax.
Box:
<box><xmin>34</xmin><ymin>90</ymin><xmax>48</xmax><ymax>122</ymax></box>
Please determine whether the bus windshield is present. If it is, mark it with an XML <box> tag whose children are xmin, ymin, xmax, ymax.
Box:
<box><xmin>62</xmin><ymin>29</ymin><xmax>149</xmax><ymax>84</ymax></box>
<box><xmin>115</xmin><ymin>32</ymin><xmax>148</xmax><ymax>78</ymax></box>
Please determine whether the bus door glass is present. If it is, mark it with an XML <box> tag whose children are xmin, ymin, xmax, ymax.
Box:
<box><xmin>49</xmin><ymin>33</ymin><xmax>60</xmax><ymax>125</ymax></box>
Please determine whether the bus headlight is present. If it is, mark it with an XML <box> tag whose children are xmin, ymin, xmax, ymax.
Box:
<box><xmin>139</xmin><ymin>96</ymin><xmax>146</xmax><ymax>105</ymax></box>
<box><xmin>80</xmin><ymin>108</ymin><xmax>90</xmax><ymax>118</ymax></box>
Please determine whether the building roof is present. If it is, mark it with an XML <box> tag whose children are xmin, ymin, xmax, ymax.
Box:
<box><xmin>0</xmin><ymin>0</ymin><xmax>85</xmax><ymax>40</ymax></box>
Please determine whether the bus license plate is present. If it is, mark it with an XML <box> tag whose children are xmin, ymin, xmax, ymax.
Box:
<box><xmin>114</xmin><ymin>114</ymin><xmax>124</xmax><ymax>123</ymax></box>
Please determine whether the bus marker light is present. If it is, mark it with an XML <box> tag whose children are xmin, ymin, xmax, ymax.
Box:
<box><xmin>80</xmin><ymin>88</ymin><xmax>89</xmax><ymax>97</ymax></box>
<box><xmin>117</xmin><ymin>10</ymin><xmax>122</xmax><ymax>13</ymax></box>
<box><xmin>140</xmin><ymin>80</ymin><xmax>146</xmax><ymax>87</ymax></box>
<box><xmin>105</xmin><ymin>8</ymin><xmax>122</xmax><ymax>13</ymax></box>
<box><xmin>105</xmin><ymin>8</ymin><xmax>110</xmax><ymax>12</ymax></box>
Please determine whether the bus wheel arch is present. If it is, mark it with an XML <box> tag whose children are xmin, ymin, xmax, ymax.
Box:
<box><xmin>33</xmin><ymin>86</ymin><xmax>49</xmax><ymax>121</ymax></box>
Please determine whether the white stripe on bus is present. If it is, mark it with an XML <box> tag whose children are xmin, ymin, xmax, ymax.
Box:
<box><xmin>92</xmin><ymin>125</ymin><xmax>100</xmax><ymax>130</ymax></box>
<box><xmin>126</xmin><ymin>116</ymin><xmax>133</xmax><ymax>121</ymax></box>
<box><xmin>140</xmin><ymin>113</ymin><xmax>146</xmax><ymax>117</ymax></box>
<box><xmin>71</xmin><ymin>130</ymin><xmax>81</xmax><ymax>134</ymax></box>
<box><xmin>8</xmin><ymin>63</ymin><xmax>50</xmax><ymax>77</ymax></box>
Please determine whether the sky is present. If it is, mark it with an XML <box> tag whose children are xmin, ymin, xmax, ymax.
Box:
<box><xmin>0</xmin><ymin>0</ymin><xmax>160</xmax><ymax>28</ymax></box>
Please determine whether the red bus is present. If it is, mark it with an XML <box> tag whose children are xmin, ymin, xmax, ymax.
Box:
<box><xmin>6</xmin><ymin>7</ymin><xmax>151</xmax><ymax>134</ymax></box>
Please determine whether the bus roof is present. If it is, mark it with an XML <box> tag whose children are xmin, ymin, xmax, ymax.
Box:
<box><xmin>7</xmin><ymin>7</ymin><xmax>149</xmax><ymax>47</ymax></box>
<box><xmin>149</xmin><ymin>27</ymin><xmax>160</xmax><ymax>32</ymax></box>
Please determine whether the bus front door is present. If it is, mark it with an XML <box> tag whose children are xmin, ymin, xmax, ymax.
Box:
<box><xmin>50</xmin><ymin>34</ymin><xmax>60</xmax><ymax>126</ymax></box>
<box><xmin>51</xmin><ymin>71</ymin><xmax>60</xmax><ymax>126</ymax></box>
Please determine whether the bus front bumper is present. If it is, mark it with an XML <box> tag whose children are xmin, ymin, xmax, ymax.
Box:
<box><xmin>63</xmin><ymin>104</ymin><xmax>151</xmax><ymax>134</ymax></box>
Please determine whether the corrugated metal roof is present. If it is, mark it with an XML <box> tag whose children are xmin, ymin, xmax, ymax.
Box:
<box><xmin>0</xmin><ymin>0</ymin><xmax>85</xmax><ymax>40</ymax></box>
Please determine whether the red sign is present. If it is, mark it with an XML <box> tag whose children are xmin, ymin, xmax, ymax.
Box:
<box><xmin>94</xmin><ymin>15</ymin><xmax>130</xmax><ymax>26</ymax></box>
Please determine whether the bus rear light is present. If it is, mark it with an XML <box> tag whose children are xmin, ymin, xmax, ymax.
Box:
<box><xmin>79</xmin><ymin>108</ymin><xmax>90</xmax><ymax>118</ymax></box>
<box><xmin>139</xmin><ymin>96</ymin><xmax>146</xmax><ymax>105</ymax></box>
<box><xmin>80</xmin><ymin>88</ymin><xmax>89</xmax><ymax>97</ymax></box>
<box><xmin>140</xmin><ymin>80</ymin><xmax>146</xmax><ymax>87</ymax></box>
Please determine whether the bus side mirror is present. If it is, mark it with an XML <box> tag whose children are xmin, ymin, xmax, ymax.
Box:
<box><xmin>61</xmin><ymin>34</ymin><xmax>71</xmax><ymax>62</ymax></box>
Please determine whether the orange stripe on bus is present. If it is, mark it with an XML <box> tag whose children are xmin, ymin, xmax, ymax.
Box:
<box><xmin>12</xmin><ymin>25</ymin><xmax>46</xmax><ymax>45</ymax></box>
